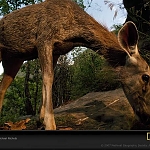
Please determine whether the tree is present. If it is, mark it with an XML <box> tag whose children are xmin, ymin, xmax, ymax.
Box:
<box><xmin>0</xmin><ymin>0</ymin><xmax>42</xmax><ymax>15</ymax></box>
<box><xmin>0</xmin><ymin>0</ymin><xmax>86</xmax><ymax>119</ymax></box>
<box><xmin>70</xmin><ymin>49</ymin><xmax>120</xmax><ymax>99</ymax></box>
<box><xmin>0</xmin><ymin>0</ymin><xmax>121</xmax><ymax>123</ymax></box>
<box><xmin>111</xmin><ymin>24</ymin><xmax>122</xmax><ymax>35</ymax></box>
<box><xmin>53</xmin><ymin>55</ymin><xmax>72</xmax><ymax>107</ymax></box>
<box><xmin>74</xmin><ymin>0</ymin><xmax>86</xmax><ymax>9</ymax></box>
<box><xmin>22</xmin><ymin>60</ymin><xmax>42</xmax><ymax>115</ymax></box>
<box><xmin>123</xmin><ymin>0</ymin><xmax>150</xmax><ymax>32</ymax></box>
<box><xmin>105</xmin><ymin>0</ymin><xmax>150</xmax><ymax>63</ymax></box>
<box><xmin>123</xmin><ymin>0</ymin><xmax>150</xmax><ymax>63</ymax></box>
<box><xmin>1</xmin><ymin>60</ymin><xmax>42</xmax><ymax>118</ymax></box>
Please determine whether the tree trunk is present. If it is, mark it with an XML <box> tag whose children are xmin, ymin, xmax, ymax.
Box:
<box><xmin>123</xmin><ymin>0</ymin><xmax>150</xmax><ymax>63</ymax></box>
<box><xmin>24</xmin><ymin>61</ymin><xmax>34</xmax><ymax>115</ymax></box>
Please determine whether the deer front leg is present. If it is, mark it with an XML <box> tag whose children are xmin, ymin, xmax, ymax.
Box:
<box><xmin>0</xmin><ymin>59</ymin><xmax>23</xmax><ymax>112</ymax></box>
<box><xmin>38</xmin><ymin>44</ymin><xmax>56</xmax><ymax>130</ymax></box>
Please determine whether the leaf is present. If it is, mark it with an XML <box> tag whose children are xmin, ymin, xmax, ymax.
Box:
<box><xmin>104</xmin><ymin>0</ymin><xmax>118</xmax><ymax>20</ymax></box>
<box><xmin>3</xmin><ymin>118</ymin><xmax>31</xmax><ymax>130</ymax></box>
<box><xmin>113</xmin><ymin>10</ymin><xmax>118</xmax><ymax>20</ymax></box>
<box><xmin>108</xmin><ymin>3</ymin><xmax>114</xmax><ymax>10</ymax></box>
<box><xmin>104</xmin><ymin>0</ymin><xmax>110</xmax><ymax>5</ymax></box>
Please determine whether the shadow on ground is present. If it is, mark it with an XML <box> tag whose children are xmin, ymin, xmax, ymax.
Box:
<box><xmin>54</xmin><ymin>88</ymin><xmax>150</xmax><ymax>130</ymax></box>
<box><xmin>1</xmin><ymin>88</ymin><xmax>150</xmax><ymax>130</ymax></box>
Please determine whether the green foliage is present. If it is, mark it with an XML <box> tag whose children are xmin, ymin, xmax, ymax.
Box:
<box><xmin>111</xmin><ymin>24</ymin><xmax>122</xmax><ymax>35</ymax></box>
<box><xmin>0</xmin><ymin>49</ymin><xmax>120</xmax><ymax>124</ymax></box>
<box><xmin>0</xmin><ymin>0</ymin><xmax>43</xmax><ymax>15</ymax></box>
<box><xmin>0</xmin><ymin>0</ymin><xmax>120</xmax><ymax>125</ymax></box>
<box><xmin>70</xmin><ymin>49</ymin><xmax>120</xmax><ymax>99</ymax></box>
<box><xmin>0</xmin><ymin>0</ymin><xmax>10</xmax><ymax>15</ymax></box>
<box><xmin>0</xmin><ymin>77</ymin><xmax>25</xmax><ymax>125</ymax></box>
<box><xmin>0</xmin><ymin>0</ymin><xmax>85</xmax><ymax>16</ymax></box>
<box><xmin>53</xmin><ymin>55</ymin><xmax>72</xmax><ymax>107</ymax></box>
<box><xmin>73</xmin><ymin>0</ymin><xmax>86</xmax><ymax>9</ymax></box>
<box><xmin>20</xmin><ymin>60</ymin><xmax>42</xmax><ymax>115</ymax></box>
<box><xmin>0</xmin><ymin>60</ymin><xmax>42</xmax><ymax>125</ymax></box>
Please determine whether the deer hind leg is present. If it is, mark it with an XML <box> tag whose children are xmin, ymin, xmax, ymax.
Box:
<box><xmin>0</xmin><ymin>58</ymin><xmax>23</xmax><ymax>112</ymax></box>
<box><xmin>38</xmin><ymin>43</ymin><xmax>56</xmax><ymax>130</ymax></box>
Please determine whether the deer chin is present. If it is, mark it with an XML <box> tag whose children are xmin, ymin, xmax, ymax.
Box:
<box><xmin>122</xmin><ymin>86</ymin><xmax>150</xmax><ymax>125</ymax></box>
<box><xmin>133</xmin><ymin>96</ymin><xmax>150</xmax><ymax>125</ymax></box>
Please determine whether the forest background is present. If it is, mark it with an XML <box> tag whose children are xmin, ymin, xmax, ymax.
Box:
<box><xmin>0</xmin><ymin>0</ymin><xmax>149</xmax><ymax>125</ymax></box>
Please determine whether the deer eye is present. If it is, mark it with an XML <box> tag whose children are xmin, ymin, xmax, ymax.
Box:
<box><xmin>142</xmin><ymin>74</ymin><xmax>149</xmax><ymax>83</ymax></box>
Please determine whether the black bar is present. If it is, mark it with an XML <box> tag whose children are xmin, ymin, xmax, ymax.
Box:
<box><xmin>0</xmin><ymin>130</ymin><xmax>150</xmax><ymax>149</ymax></box>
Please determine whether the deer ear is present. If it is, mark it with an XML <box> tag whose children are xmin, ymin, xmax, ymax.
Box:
<box><xmin>118</xmin><ymin>21</ymin><xmax>139</xmax><ymax>57</ymax></box>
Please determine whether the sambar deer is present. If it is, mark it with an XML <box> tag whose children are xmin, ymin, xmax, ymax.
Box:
<box><xmin>0</xmin><ymin>0</ymin><xmax>150</xmax><ymax>130</ymax></box>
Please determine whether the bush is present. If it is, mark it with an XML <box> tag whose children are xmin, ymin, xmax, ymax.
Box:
<box><xmin>70</xmin><ymin>49</ymin><xmax>120</xmax><ymax>99</ymax></box>
<box><xmin>0</xmin><ymin>49</ymin><xmax>121</xmax><ymax>124</ymax></box>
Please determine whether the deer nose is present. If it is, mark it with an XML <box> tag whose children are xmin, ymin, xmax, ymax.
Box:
<box><xmin>142</xmin><ymin>74</ymin><xmax>149</xmax><ymax>83</ymax></box>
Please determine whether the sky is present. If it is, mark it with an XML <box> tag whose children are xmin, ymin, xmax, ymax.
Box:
<box><xmin>85</xmin><ymin>0</ymin><xmax>126</xmax><ymax>29</ymax></box>
<box><xmin>0</xmin><ymin>0</ymin><xmax>127</xmax><ymax>75</ymax></box>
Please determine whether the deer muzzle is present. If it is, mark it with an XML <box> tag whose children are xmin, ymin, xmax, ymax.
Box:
<box><xmin>134</xmin><ymin>96</ymin><xmax>150</xmax><ymax>125</ymax></box>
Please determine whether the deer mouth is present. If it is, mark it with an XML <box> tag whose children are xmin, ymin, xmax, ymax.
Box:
<box><xmin>135</xmin><ymin>97</ymin><xmax>150</xmax><ymax>125</ymax></box>
<box><xmin>122</xmin><ymin>86</ymin><xmax>150</xmax><ymax>125</ymax></box>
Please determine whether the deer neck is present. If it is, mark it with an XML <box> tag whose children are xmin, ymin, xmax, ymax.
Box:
<box><xmin>74</xmin><ymin>22</ymin><xmax>127</xmax><ymax>67</ymax></box>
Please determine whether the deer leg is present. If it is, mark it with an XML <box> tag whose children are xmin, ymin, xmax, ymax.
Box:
<box><xmin>38</xmin><ymin>44</ymin><xmax>56</xmax><ymax>130</ymax></box>
<box><xmin>38</xmin><ymin>54</ymin><xmax>59</xmax><ymax>129</ymax></box>
<box><xmin>0</xmin><ymin>59</ymin><xmax>23</xmax><ymax>112</ymax></box>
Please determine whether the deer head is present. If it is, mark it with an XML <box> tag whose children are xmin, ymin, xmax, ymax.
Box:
<box><xmin>118</xmin><ymin>21</ymin><xmax>150</xmax><ymax>124</ymax></box>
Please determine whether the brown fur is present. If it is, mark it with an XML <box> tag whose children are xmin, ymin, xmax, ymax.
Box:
<box><xmin>0</xmin><ymin>0</ymin><xmax>126</xmax><ymax>66</ymax></box>
<box><xmin>0</xmin><ymin>0</ymin><xmax>149</xmax><ymax>130</ymax></box>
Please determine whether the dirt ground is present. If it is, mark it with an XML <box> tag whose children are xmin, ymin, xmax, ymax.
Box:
<box><xmin>2</xmin><ymin>88</ymin><xmax>150</xmax><ymax>130</ymax></box>
<box><xmin>54</xmin><ymin>88</ymin><xmax>139</xmax><ymax>130</ymax></box>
